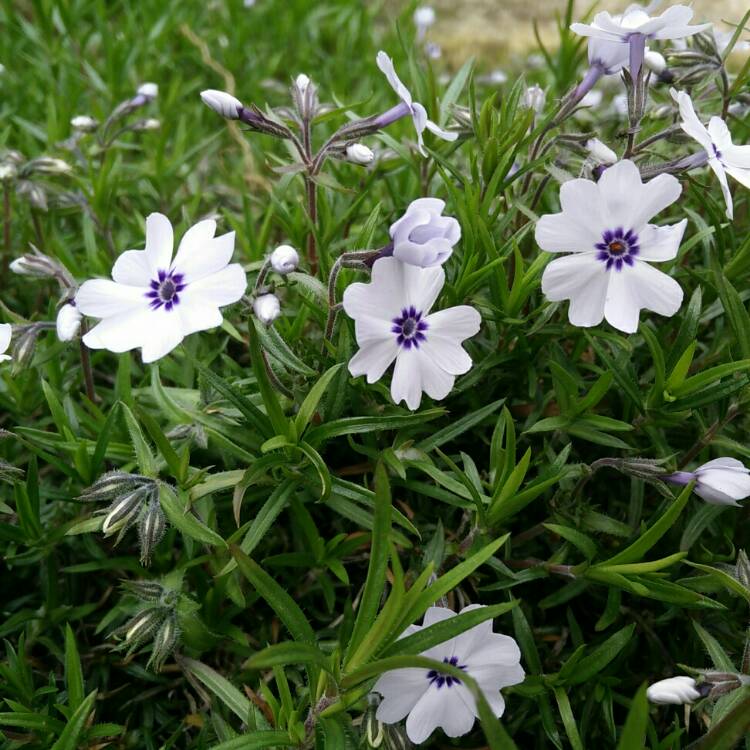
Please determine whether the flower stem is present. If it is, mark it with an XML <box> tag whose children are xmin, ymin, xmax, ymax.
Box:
<box><xmin>2</xmin><ymin>184</ymin><xmax>10</xmax><ymax>276</ymax></box>
<box><xmin>677</xmin><ymin>403</ymin><xmax>739</xmax><ymax>468</ymax></box>
<box><xmin>263</xmin><ymin>350</ymin><xmax>293</xmax><ymax>399</ymax></box>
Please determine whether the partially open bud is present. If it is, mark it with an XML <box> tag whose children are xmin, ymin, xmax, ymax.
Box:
<box><xmin>346</xmin><ymin>143</ymin><xmax>375</xmax><ymax>165</ymax></box>
<box><xmin>71</xmin><ymin>115</ymin><xmax>98</xmax><ymax>132</ymax></box>
<box><xmin>647</xmin><ymin>676</ymin><xmax>703</xmax><ymax>705</ymax></box>
<box><xmin>56</xmin><ymin>302</ymin><xmax>82</xmax><ymax>342</ymax></box>
<box><xmin>201</xmin><ymin>89</ymin><xmax>243</xmax><ymax>120</ymax></box>
<box><xmin>270</xmin><ymin>244</ymin><xmax>299</xmax><ymax>275</ymax></box>
<box><xmin>253</xmin><ymin>293</ymin><xmax>281</xmax><ymax>325</ymax></box>
<box><xmin>133</xmin><ymin>118</ymin><xmax>160</xmax><ymax>131</ymax></box>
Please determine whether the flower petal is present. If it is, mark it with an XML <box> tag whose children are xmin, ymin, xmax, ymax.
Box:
<box><xmin>603</xmin><ymin>260</ymin><xmax>683</xmax><ymax>333</ymax></box>
<box><xmin>76</xmin><ymin>279</ymin><xmax>147</xmax><ymax>318</ymax></box>
<box><xmin>373</xmin><ymin>668</ymin><xmax>429</xmax><ymax>723</ymax></box>
<box><xmin>542</xmin><ymin>253</ymin><xmax>608</xmax><ymax>327</ymax></box>
<box><xmin>139</xmin><ymin>312</ymin><xmax>186</xmax><ymax>363</ymax></box>
<box><xmin>82</xmin><ymin>307</ymin><xmax>154</xmax><ymax>353</ymax></box>
<box><xmin>376</xmin><ymin>51</ymin><xmax>412</xmax><ymax>107</ymax></box>
<box><xmin>348</xmin><ymin>337</ymin><xmax>399</xmax><ymax>383</ymax></box>
<box><xmin>180</xmin><ymin>263</ymin><xmax>247</xmax><ymax>308</ymax></box>
<box><xmin>425</xmin><ymin>118</ymin><xmax>458</xmax><ymax>142</ymax></box>
<box><xmin>0</xmin><ymin>323</ymin><xmax>11</xmax><ymax>355</ymax></box>
<box><xmin>173</xmin><ymin>222</ymin><xmax>237</xmax><ymax>283</ymax></box>
<box><xmin>144</xmin><ymin>212</ymin><xmax>174</xmax><ymax>275</ymax></box>
<box><xmin>637</xmin><ymin>219</ymin><xmax>687</xmax><ymax>261</ymax></box>
<box><xmin>405</xmin><ymin>684</ymin><xmax>470</xmax><ymax>743</ymax></box>
<box><xmin>709</xmin><ymin>158</ymin><xmax>734</xmax><ymax>219</ymax></box>
<box><xmin>112</xmin><ymin>249</ymin><xmax>156</xmax><ymax>286</ymax></box>
<box><xmin>672</xmin><ymin>89</ymin><xmax>713</xmax><ymax>152</ymax></box>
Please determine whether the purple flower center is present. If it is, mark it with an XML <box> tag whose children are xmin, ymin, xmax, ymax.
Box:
<box><xmin>595</xmin><ymin>227</ymin><xmax>640</xmax><ymax>271</ymax></box>
<box><xmin>146</xmin><ymin>269</ymin><xmax>186</xmax><ymax>311</ymax></box>
<box><xmin>427</xmin><ymin>656</ymin><xmax>466</xmax><ymax>689</ymax></box>
<box><xmin>712</xmin><ymin>143</ymin><xmax>723</xmax><ymax>160</ymax></box>
<box><xmin>392</xmin><ymin>306</ymin><xmax>428</xmax><ymax>349</ymax></box>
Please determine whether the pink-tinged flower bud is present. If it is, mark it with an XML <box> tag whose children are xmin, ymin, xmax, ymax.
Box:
<box><xmin>56</xmin><ymin>302</ymin><xmax>82</xmax><ymax>342</ymax></box>
<box><xmin>346</xmin><ymin>143</ymin><xmax>375</xmax><ymax>165</ymax></box>
<box><xmin>390</xmin><ymin>197</ymin><xmax>460</xmax><ymax>267</ymax></box>
<box><xmin>253</xmin><ymin>293</ymin><xmax>281</xmax><ymax>325</ymax></box>
<box><xmin>201</xmin><ymin>89</ymin><xmax>243</xmax><ymax>120</ymax></box>
<box><xmin>647</xmin><ymin>676</ymin><xmax>702</xmax><ymax>705</ymax></box>
<box><xmin>270</xmin><ymin>244</ymin><xmax>299</xmax><ymax>275</ymax></box>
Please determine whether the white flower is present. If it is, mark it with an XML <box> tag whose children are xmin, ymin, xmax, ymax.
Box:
<box><xmin>372</xmin><ymin>605</ymin><xmax>524</xmax><ymax>744</ymax></box>
<box><xmin>414</xmin><ymin>6</ymin><xmax>436</xmax><ymax>39</ymax></box>
<box><xmin>76</xmin><ymin>213</ymin><xmax>245</xmax><ymax>363</ymax></box>
<box><xmin>390</xmin><ymin>198</ymin><xmax>460</xmax><ymax>268</ymax></box>
<box><xmin>671</xmin><ymin>89</ymin><xmax>750</xmax><ymax>220</ymax></box>
<box><xmin>644</xmin><ymin>49</ymin><xmax>667</xmax><ymax>74</ymax></box>
<box><xmin>56</xmin><ymin>302</ymin><xmax>82</xmax><ymax>342</ymax></box>
<box><xmin>253</xmin><ymin>293</ymin><xmax>281</xmax><ymax>325</ymax></box>
<box><xmin>345</xmin><ymin>143</ymin><xmax>375</xmax><ymax>165</ymax></box>
<box><xmin>270</xmin><ymin>245</ymin><xmax>299</xmax><ymax>275</ymax></box>
<box><xmin>137</xmin><ymin>82</ymin><xmax>158</xmax><ymax>100</ymax></box>
<box><xmin>673</xmin><ymin>457</ymin><xmax>750</xmax><ymax>506</ymax></box>
<box><xmin>71</xmin><ymin>115</ymin><xmax>98</xmax><ymax>132</ymax></box>
<box><xmin>586</xmin><ymin>138</ymin><xmax>617</xmax><ymax>165</ymax></box>
<box><xmin>0</xmin><ymin>324</ymin><xmax>11</xmax><ymax>363</ymax></box>
<box><xmin>647</xmin><ymin>676</ymin><xmax>702</xmax><ymax>705</ymax></box>
<box><xmin>588</xmin><ymin>37</ymin><xmax>630</xmax><ymax>74</ymax></box>
<box><xmin>342</xmin><ymin>257</ymin><xmax>480</xmax><ymax>410</ymax></box>
<box><xmin>201</xmin><ymin>90</ymin><xmax>243</xmax><ymax>120</ymax></box>
<box><xmin>488</xmin><ymin>69</ymin><xmax>508</xmax><ymax>84</ymax></box>
<box><xmin>522</xmin><ymin>84</ymin><xmax>546</xmax><ymax>113</ymax></box>
<box><xmin>571</xmin><ymin>4</ymin><xmax>711</xmax><ymax>45</ymax></box>
<box><xmin>537</xmin><ymin>159</ymin><xmax>686</xmax><ymax>334</ymax></box>
<box><xmin>376</xmin><ymin>51</ymin><xmax>458</xmax><ymax>157</ymax></box>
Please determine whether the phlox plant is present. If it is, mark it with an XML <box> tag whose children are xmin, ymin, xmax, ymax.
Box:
<box><xmin>2</xmin><ymin>0</ymin><xmax>750</xmax><ymax>748</ymax></box>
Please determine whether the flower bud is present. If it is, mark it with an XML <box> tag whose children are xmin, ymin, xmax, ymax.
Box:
<box><xmin>270</xmin><ymin>244</ymin><xmax>299</xmax><ymax>275</ymax></box>
<box><xmin>414</xmin><ymin>6</ymin><xmax>436</xmax><ymax>40</ymax></box>
<box><xmin>138</xmin><ymin>497</ymin><xmax>167</xmax><ymax>565</ymax></box>
<box><xmin>292</xmin><ymin>74</ymin><xmax>318</xmax><ymax>120</ymax></box>
<box><xmin>101</xmin><ymin>487</ymin><xmax>149</xmax><ymax>536</ymax></box>
<box><xmin>0</xmin><ymin>324</ymin><xmax>10</xmax><ymax>364</ymax></box>
<box><xmin>200</xmin><ymin>89</ymin><xmax>243</xmax><ymax>120</ymax></box>
<box><xmin>0</xmin><ymin>458</ymin><xmax>24</xmax><ymax>482</ymax></box>
<box><xmin>390</xmin><ymin>197</ymin><xmax>460</xmax><ymax>267</ymax></box>
<box><xmin>120</xmin><ymin>579</ymin><xmax>167</xmax><ymax>602</ymax></box>
<box><xmin>586</xmin><ymin>138</ymin><xmax>618</xmax><ymax>165</ymax></box>
<box><xmin>71</xmin><ymin>115</ymin><xmax>98</xmax><ymax>132</ymax></box>
<box><xmin>25</xmin><ymin>157</ymin><xmax>72</xmax><ymax>175</ymax></box>
<box><xmin>137</xmin><ymin>82</ymin><xmax>158</xmax><ymax>100</ymax></box>
<box><xmin>346</xmin><ymin>143</ymin><xmax>375</xmax><ymax>165</ymax></box>
<box><xmin>522</xmin><ymin>84</ymin><xmax>546</xmax><ymax>113</ymax></box>
<box><xmin>647</xmin><ymin>676</ymin><xmax>702</xmax><ymax>705</ymax></box>
<box><xmin>134</xmin><ymin>118</ymin><xmax>161</xmax><ymax>131</ymax></box>
<box><xmin>123</xmin><ymin>606</ymin><xmax>167</xmax><ymax>649</ymax></box>
<box><xmin>80</xmin><ymin>471</ymin><xmax>152</xmax><ymax>503</ymax></box>
<box><xmin>9</xmin><ymin>251</ymin><xmax>74</xmax><ymax>290</ymax></box>
<box><xmin>148</xmin><ymin>613</ymin><xmax>180</xmax><ymax>671</ymax></box>
<box><xmin>10</xmin><ymin>325</ymin><xmax>41</xmax><ymax>374</ymax></box>
<box><xmin>737</xmin><ymin>549</ymin><xmax>750</xmax><ymax>587</ymax></box>
<box><xmin>644</xmin><ymin>49</ymin><xmax>667</xmax><ymax>75</ymax></box>
<box><xmin>17</xmin><ymin>181</ymin><xmax>47</xmax><ymax>211</ymax></box>
<box><xmin>56</xmin><ymin>302</ymin><xmax>82</xmax><ymax>342</ymax></box>
<box><xmin>253</xmin><ymin>293</ymin><xmax>281</xmax><ymax>325</ymax></box>
<box><xmin>0</xmin><ymin>164</ymin><xmax>17</xmax><ymax>181</ymax></box>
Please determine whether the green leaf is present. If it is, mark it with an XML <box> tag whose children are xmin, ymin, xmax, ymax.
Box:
<box><xmin>345</xmin><ymin>462</ymin><xmax>392</xmax><ymax>669</ymax></box>
<box><xmin>255</xmin><ymin>319</ymin><xmax>316</xmax><ymax>377</ymax></box>
<box><xmin>247</xmin><ymin>319</ymin><xmax>289</xmax><ymax>437</ymax></box>
<box><xmin>120</xmin><ymin>402</ymin><xmax>157</xmax><ymax>477</ymax></box>
<box><xmin>544</xmin><ymin>523</ymin><xmax>597</xmax><ymax>561</ymax></box>
<box><xmin>615</xmin><ymin>684</ymin><xmax>649</xmax><ymax>750</ymax></box>
<box><xmin>64</xmin><ymin>624</ymin><xmax>84</xmax><ymax>712</ymax></box>
<box><xmin>294</xmin><ymin>363</ymin><xmax>343</xmax><ymax>437</ymax></box>
<box><xmin>245</xmin><ymin>642</ymin><xmax>330</xmax><ymax>671</ymax></box>
<box><xmin>553</xmin><ymin>687</ymin><xmax>584</xmax><ymax>750</ymax></box>
<box><xmin>209</xmin><ymin>732</ymin><xmax>296</xmax><ymax>750</ymax></box>
<box><xmin>159</xmin><ymin>484</ymin><xmax>227</xmax><ymax>548</ymax></box>
<box><xmin>50</xmin><ymin>690</ymin><xmax>97</xmax><ymax>750</ymax></box>
<box><xmin>687</xmin><ymin>688</ymin><xmax>750</xmax><ymax>750</ymax></box>
<box><xmin>563</xmin><ymin>625</ymin><xmax>635</xmax><ymax>685</ymax></box>
<box><xmin>305</xmin><ymin>410</ymin><xmax>445</xmax><ymax>446</ymax></box>
<box><xmin>181</xmin><ymin>658</ymin><xmax>254</xmax><ymax>724</ymax></box>
<box><xmin>417</xmin><ymin>398</ymin><xmax>505</xmax><ymax>452</ymax></box>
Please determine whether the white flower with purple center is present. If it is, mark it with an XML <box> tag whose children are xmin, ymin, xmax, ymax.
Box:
<box><xmin>342</xmin><ymin>257</ymin><xmax>480</xmax><ymax>411</ymax></box>
<box><xmin>0</xmin><ymin>324</ymin><xmax>11</xmax><ymax>363</ymax></box>
<box><xmin>372</xmin><ymin>605</ymin><xmax>524</xmax><ymax>744</ymax></box>
<box><xmin>537</xmin><ymin>159</ymin><xmax>686</xmax><ymax>333</ymax></box>
<box><xmin>376</xmin><ymin>51</ymin><xmax>457</xmax><ymax>157</ymax></box>
<box><xmin>672</xmin><ymin>88</ymin><xmax>750</xmax><ymax>220</ymax></box>
<box><xmin>76</xmin><ymin>213</ymin><xmax>246</xmax><ymax>363</ymax></box>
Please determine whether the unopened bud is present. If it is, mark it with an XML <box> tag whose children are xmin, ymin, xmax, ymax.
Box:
<box><xmin>137</xmin><ymin>82</ymin><xmax>158</xmax><ymax>100</ymax></box>
<box><xmin>270</xmin><ymin>244</ymin><xmax>299</xmax><ymax>275</ymax></box>
<box><xmin>295</xmin><ymin>74</ymin><xmax>310</xmax><ymax>94</ymax></box>
<box><xmin>123</xmin><ymin>607</ymin><xmax>167</xmax><ymax>649</ymax></box>
<box><xmin>425</xmin><ymin>42</ymin><xmax>442</xmax><ymax>60</ymax></box>
<box><xmin>80</xmin><ymin>471</ymin><xmax>152</xmax><ymax>503</ymax></box>
<box><xmin>120</xmin><ymin>579</ymin><xmax>167</xmax><ymax>602</ymax></box>
<box><xmin>71</xmin><ymin>115</ymin><xmax>98</xmax><ymax>132</ymax></box>
<box><xmin>292</xmin><ymin>74</ymin><xmax>318</xmax><ymax>120</ymax></box>
<box><xmin>17</xmin><ymin>182</ymin><xmax>47</xmax><ymax>211</ymax></box>
<box><xmin>346</xmin><ymin>143</ymin><xmax>375</xmax><ymax>165</ymax></box>
<box><xmin>200</xmin><ymin>89</ymin><xmax>243</xmax><ymax>120</ymax></box>
<box><xmin>101</xmin><ymin>487</ymin><xmax>148</xmax><ymax>536</ymax></box>
<box><xmin>138</xmin><ymin>497</ymin><xmax>167</xmax><ymax>566</ymax></box>
<box><xmin>56</xmin><ymin>302</ymin><xmax>82</xmax><ymax>342</ymax></box>
<box><xmin>134</xmin><ymin>118</ymin><xmax>160</xmax><ymax>131</ymax></box>
<box><xmin>522</xmin><ymin>84</ymin><xmax>546</xmax><ymax>113</ymax></box>
<box><xmin>148</xmin><ymin>613</ymin><xmax>179</xmax><ymax>671</ymax></box>
<box><xmin>253</xmin><ymin>293</ymin><xmax>281</xmax><ymax>325</ymax></box>
<box><xmin>644</xmin><ymin>49</ymin><xmax>667</xmax><ymax>75</ymax></box>
<box><xmin>647</xmin><ymin>676</ymin><xmax>704</xmax><ymax>705</ymax></box>
<box><xmin>10</xmin><ymin>325</ymin><xmax>41</xmax><ymax>374</ymax></box>
<box><xmin>0</xmin><ymin>164</ymin><xmax>17</xmax><ymax>181</ymax></box>
<box><xmin>25</xmin><ymin>157</ymin><xmax>72</xmax><ymax>175</ymax></box>
<box><xmin>737</xmin><ymin>549</ymin><xmax>750</xmax><ymax>587</ymax></box>
<box><xmin>586</xmin><ymin>138</ymin><xmax>617</xmax><ymax>165</ymax></box>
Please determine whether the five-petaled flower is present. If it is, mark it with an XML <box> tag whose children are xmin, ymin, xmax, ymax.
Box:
<box><xmin>76</xmin><ymin>213</ymin><xmax>246</xmax><ymax>363</ymax></box>
<box><xmin>537</xmin><ymin>159</ymin><xmax>686</xmax><ymax>333</ymax></box>
<box><xmin>376</xmin><ymin>51</ymin><xmax>457</xmax><ymax>156</ymax></box>
<box><xmin>372</xmin><ymin>605</ymin><xmax>524</xmax><ymax>744</ymax></box>
<box><xmin>342</xmin><ymin>257</ymin><xmax>480</xmax><ymax>410</ymax></box>
<box><xmin>390</xmin><ymin>198</ymin><xmax>461</xmax><ymax>267</ymax></box>
<box><xmin>663</xmin><ymin>457</ymin><xmax>750</xmax><ymax>506</ymax></box>
<box><xmin>0</xmin><ymin>324</ymin><xmax>11</xmax><ymax>363</ymax></box>
<box><xmin>672</xmin><ymin>89</ymin><xmax>750</xmax><ymax>220</ymax></box>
